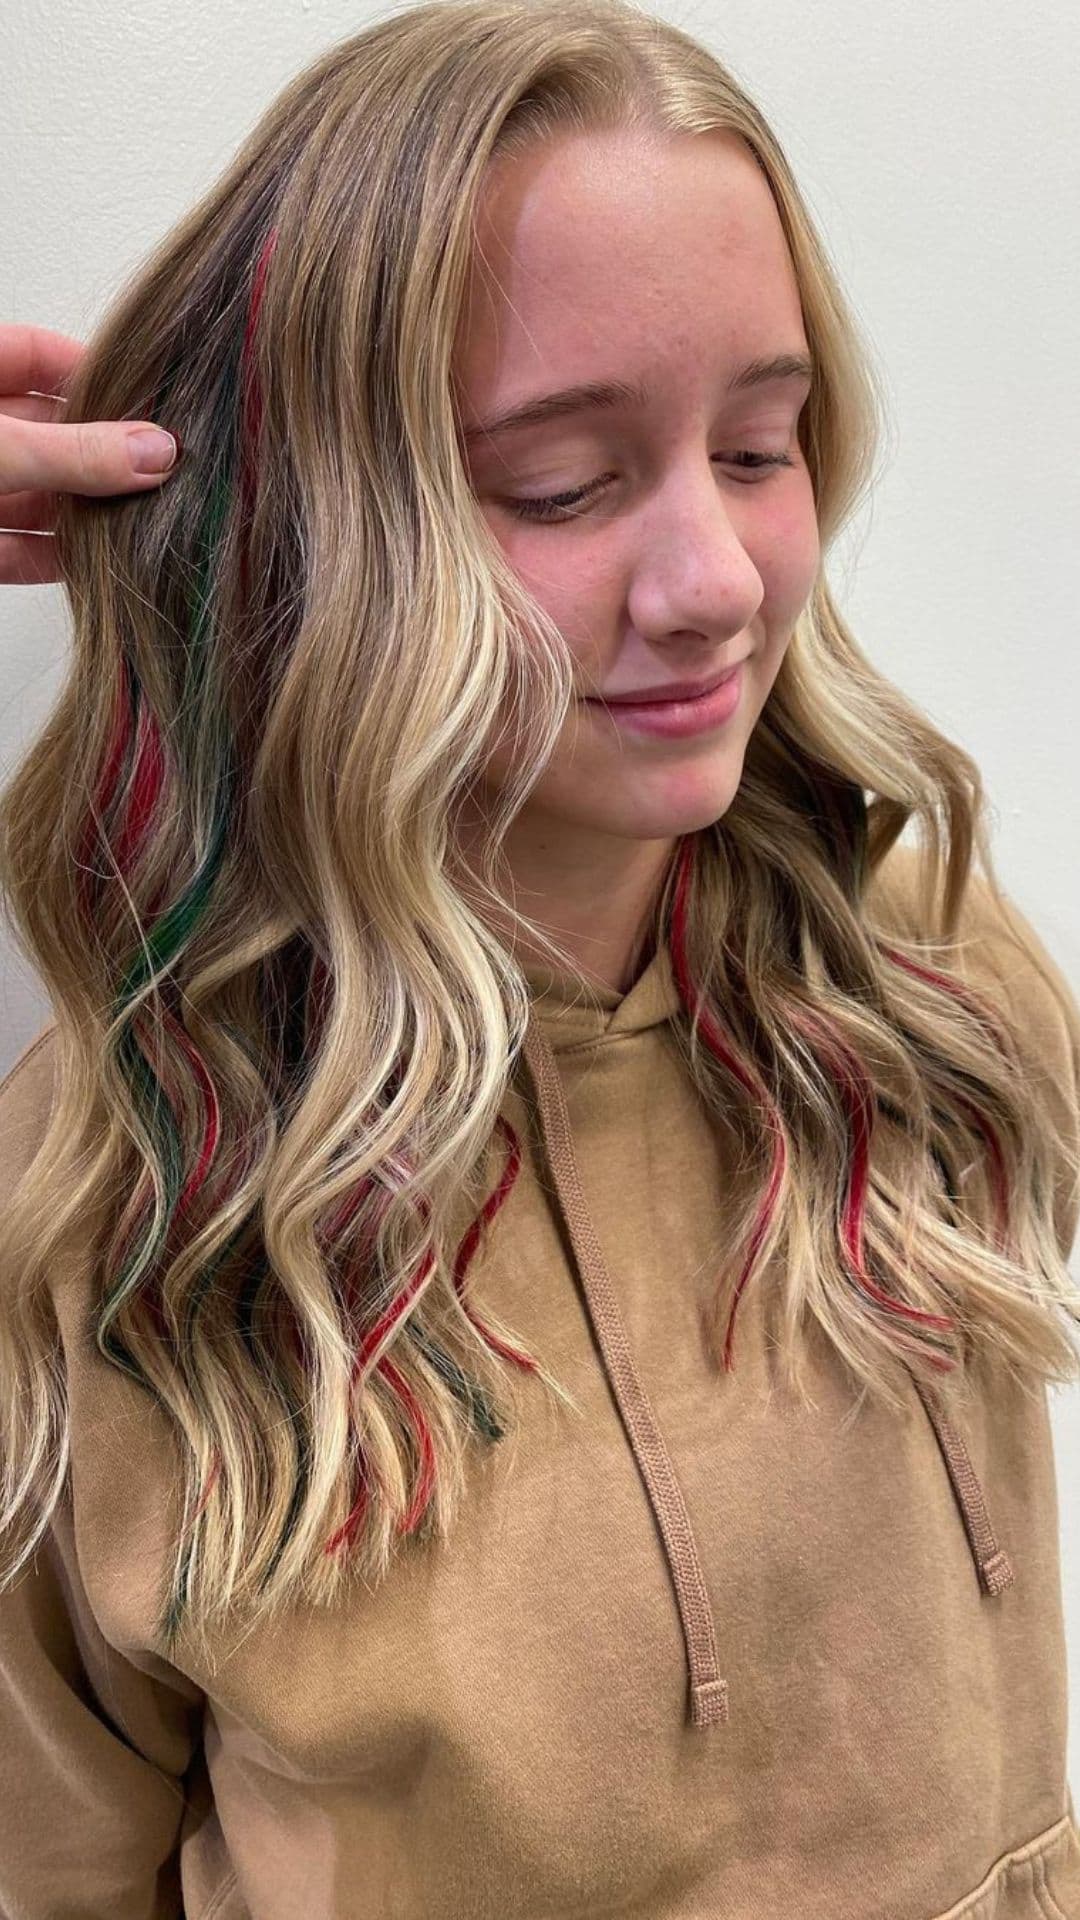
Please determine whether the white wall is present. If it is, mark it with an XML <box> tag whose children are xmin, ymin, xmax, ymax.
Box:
<box><xmin>3</xmin><ymin>0</ymin><xmax>1078</xmax><ymax>1786</ymax></box>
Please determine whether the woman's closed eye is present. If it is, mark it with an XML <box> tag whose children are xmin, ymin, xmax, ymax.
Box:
<box><xmin>506</xmin><ymin>449</ymin><xmax>796</xmax><ymax>524</ymax></box>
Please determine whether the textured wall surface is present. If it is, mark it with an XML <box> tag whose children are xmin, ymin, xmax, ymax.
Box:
<box><xmin>3</xmin><ymin>0</ymin><xmax>1078</xmax><ymax>1785</ymax></box>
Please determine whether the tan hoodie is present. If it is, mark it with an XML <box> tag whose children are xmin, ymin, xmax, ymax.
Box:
<box><xmin>1</xmin><ymin>843</ymin><xmax>1078</xmax><ymax>1920</ymax></box>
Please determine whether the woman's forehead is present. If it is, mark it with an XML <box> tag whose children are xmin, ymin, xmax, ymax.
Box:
<box><xmin>456</xmin><ymin>129</ymin><xmax>805</xmax><ymax>411</ymax></box>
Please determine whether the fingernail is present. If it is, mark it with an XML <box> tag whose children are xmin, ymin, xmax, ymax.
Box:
<box><xmin>127</xmin><ymin>428</ymin><xmax>179</xmax><ymax>474</ymax></box>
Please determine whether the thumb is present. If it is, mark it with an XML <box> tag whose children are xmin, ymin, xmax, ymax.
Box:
<box><xmin>0</xmin><ymin>414</ymin><xmax>180</xmax><ymax>499</ymax></box>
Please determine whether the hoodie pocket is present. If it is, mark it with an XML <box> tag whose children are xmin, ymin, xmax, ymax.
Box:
<box><xmin>929</xmin><ymin>1808</ymin><xmax>1080</xmax><ymax>1919</ymax></box>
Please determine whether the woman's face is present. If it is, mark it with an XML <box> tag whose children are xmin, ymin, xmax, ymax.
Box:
<box><xmin>453</xmin><ymin>125</ymin><xmax>821</xmax><ymax>849</ymax></box>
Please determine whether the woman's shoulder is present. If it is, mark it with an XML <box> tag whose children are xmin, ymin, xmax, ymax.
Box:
<box><xmin>866</xmin><ymin>838</ymin><xmax>1080</xmax><ymax>1260</ymax></box>
<box><xmin>865</xmin><ymin>840</ymin><xmax>1079</xmax><ymax>1055</ymax></box>
<box><xmin>0</xmin><ymin>1019</ymin><xmax>60</xmax><ymax>1182</ymax></box>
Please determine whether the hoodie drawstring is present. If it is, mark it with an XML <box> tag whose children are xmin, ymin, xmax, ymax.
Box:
<box><xmin>906</xmin><ymin>1376</ymin><xmax>1015</xmax><ymax>1596</ymax></box>
<box><xmin>516</xmin><ymin>1010</ymin><xmax>1015</xmax><ymax>1733</ymax></box>
<box><xmin>519</xmin><ymin>1018</ymin><xmax>729</xmax><ymax>1728</ymax></box>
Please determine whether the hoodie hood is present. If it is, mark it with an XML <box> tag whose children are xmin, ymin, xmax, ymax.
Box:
<box><xmin>514</xmin><ymin>932</ymin><xmax>1017</xmax><ymax>1731</ymax></box>
<box><xmin>517</xmin><ymin>937</ymin><xmax>681</xmax><ymax>1050</ymax></box>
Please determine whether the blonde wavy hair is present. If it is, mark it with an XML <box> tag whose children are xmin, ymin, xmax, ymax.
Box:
<box><xmin>1</xmin><ymin>0</ymin><xmax>1078</xmax><ymax>1662</ymax></box>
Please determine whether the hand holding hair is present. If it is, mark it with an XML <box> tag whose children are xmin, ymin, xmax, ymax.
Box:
<box><xmin>0</xmin><ymin>322</ymin><xmax>180</xmax><ymax>584</ymax></box>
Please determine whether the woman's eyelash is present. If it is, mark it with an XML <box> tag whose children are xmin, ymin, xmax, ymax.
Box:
<box><xmin>508</xmin><ymin>451</ymin><xmax>796</xmax><ymax>524</ymax></box>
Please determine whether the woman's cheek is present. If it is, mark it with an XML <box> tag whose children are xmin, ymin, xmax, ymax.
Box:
<box><xmin>760</xmin><ymin>477</ymin><xmax>821</xmax><ymax>624</ymax></box>
<box><xmin>499</xmin><ymin>526</ymin><xmax>611</xmax><ymax>638</ymax></box>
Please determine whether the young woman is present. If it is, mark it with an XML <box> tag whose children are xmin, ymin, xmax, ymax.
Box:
<box><xmin>1</xmin><ymin>2</ymin><xmax>1078</xmax><ymax>1915</ymax></box>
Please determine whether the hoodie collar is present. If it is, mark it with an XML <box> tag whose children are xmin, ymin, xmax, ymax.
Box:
<box><xmin>518</xmin><ymin>938</ymin><xmax>681</xmax><ymax>1052</ymax></box>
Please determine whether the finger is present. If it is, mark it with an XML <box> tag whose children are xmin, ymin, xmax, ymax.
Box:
<box><xmin>0</xmin><ymin>413</ymin><xmax>179</xmax><ymax>498</ymax></box>
<box><xmin>0</xmin><ymin>489</ymin><xmax>58</xmax><ymax>531</ymax></box>
<box><xmin>0</xmin><ymin>394</ymin><xmax>67</xmax><ymax>425</ymax></box>
<box><xmin>0</xmin><ymin>324</ymin><xmax>86</xmax><ymax>400</ymax></box>
<box><xmin>0</xmin><ymin>529</ymin><xmax>62</xmax><ymax>587</ymax></box>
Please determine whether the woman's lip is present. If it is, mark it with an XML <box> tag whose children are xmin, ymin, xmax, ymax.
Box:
<box><xmin>583</xmin><ymin>661</ymin><xmax>746</xmax><ymax>737</ymax></box>
<box><xmin>586</xmin><ymin>664</ymin><xmax>742</xmax><ymax>707</ymax></box>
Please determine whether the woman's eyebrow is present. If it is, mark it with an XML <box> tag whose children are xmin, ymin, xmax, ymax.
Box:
<box><xmin>461</xmin><ymin>351</ymin><xmax>814</xmax><ymax>444</ymax></box>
